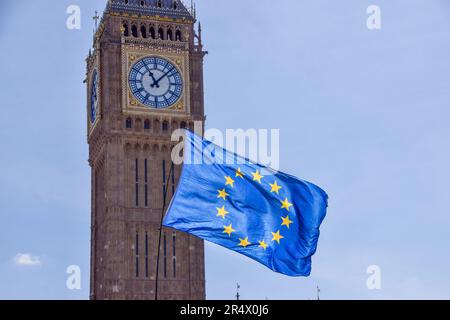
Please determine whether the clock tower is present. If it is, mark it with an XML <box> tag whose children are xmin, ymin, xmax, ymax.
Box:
<box><xmin>86</xmin><ymin>0</ymin><xmax>206</xmax><ymax>300</ymax></box>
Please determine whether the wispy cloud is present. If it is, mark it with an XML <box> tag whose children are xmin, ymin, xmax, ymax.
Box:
<box><xmin>13</xmin><ymin>253</ymin><xmax>42</xmax><ymax>267</ymax></box>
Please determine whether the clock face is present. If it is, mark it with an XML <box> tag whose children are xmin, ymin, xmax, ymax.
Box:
<box><xmin>90</xmin><ymin>70</ymin><xmax>99</xmax><ymax>123</ymax></box>
<box><xmin>128</xmin><ymin>57</ymin><xmax>183</xmax><ymax>109</ymax></box>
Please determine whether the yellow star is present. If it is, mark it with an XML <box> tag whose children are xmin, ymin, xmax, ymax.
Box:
<box><xmin>252</xmin><ymin>170</ymin><xmax>264</xmax><ymax>184</ymax></box>
<box><xmin>270</xmin><ymin>181</ymin><xmax>282</xmax><ymax>194</ymax></box>
<box><xmin>239</xmin><ymin>237</ymin><xmax>251</xmax><ymax>248</ymax></box>
<box><xmin>235</xmin><ymin>167</ymin><xmax>245</xmax><ymax>179</ymax></box>
<box><xmin>281</xmin><ymin>215</ymin><xmax>294</xmax><ymax>229</ymax></box>
<box><xmin>223</xmin><ymin>224</ymin><xmax>235</xmax><ymax>237</ymax></box>
<box><xmin>259</xmin><ymin>240</ymin><xmax>268</xmax><ymax>250</ymax></box>
<box><xmin>271</xmin><ymin>230</ymin><xmax>284</xmax><ymax>244</ymax></box>
<box><xmin>216</xmin><ymin>206</ymin><xmax>230</xmax><ymax>219</ymax></box>
<box><xmin>217</xmin><ymin>189</ymin><xmax>229</xmax><ymax>200</ymax></box>
<box><xmin>281</xmin><ymin>198</ymin><xmax>293</xmax><ymax>211</ymax></box>
<box><xmin>225</xmin><ymin>176</ymin><xmax>235</xmax><ymax>188</ymax></box>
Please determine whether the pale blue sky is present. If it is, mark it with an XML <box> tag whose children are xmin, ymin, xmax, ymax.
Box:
<box><xmin>0</xmin><ymin>0</ymin><xmax>449</xmax><ymax>300</ymax></box>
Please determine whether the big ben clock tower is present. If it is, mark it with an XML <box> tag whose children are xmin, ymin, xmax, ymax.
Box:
<box><xmin>86</xmin><ymin>0</ymin><xmax>206</xmax><ymax>300</ymax></box>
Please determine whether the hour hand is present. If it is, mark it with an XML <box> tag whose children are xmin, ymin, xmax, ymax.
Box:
<box><xmin>149</xmin><ymin>72</ymin><xmax>160</xmax><ymax>88</ymax></box>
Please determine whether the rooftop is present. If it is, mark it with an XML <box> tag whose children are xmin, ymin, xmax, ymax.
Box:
<box><xmin>107</xmin><ymin>0</ymin><xmax>195</xmax><ymax>20</ymax></box>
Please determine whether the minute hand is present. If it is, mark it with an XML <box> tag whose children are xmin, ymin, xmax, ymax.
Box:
<box><xmin>153</xmin><ymin>68</ymin><xmax>174</xmax><ymax>86</ymax></box>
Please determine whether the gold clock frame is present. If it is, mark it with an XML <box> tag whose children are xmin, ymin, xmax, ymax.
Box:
<box><xmin>122</xmin><ymin>46</ymin><xmax>191</xmax><ymax>115</ymax></box>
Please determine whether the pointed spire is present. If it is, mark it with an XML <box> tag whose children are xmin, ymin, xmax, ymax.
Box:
<box><xmin>93</xmin><ymin>10</ymin><xmax>100</xmax><ymax>30</ymax></box>
<box><xmin>197</xmin><ymin>21</ymin><xmax>202</xmax><ymax>46</ymax></box>
<box><xmin>193</xmin><ymin>1</ymin><xmax>197</xmax><ymax>19</ymax></box>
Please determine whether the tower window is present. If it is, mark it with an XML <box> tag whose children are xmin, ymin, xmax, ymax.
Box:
<box><xmin>162</xmin><ymin>121</ymin><xmax>169</xmax><ymax>132</ymax></box>
<box><xmin>131</xmin><ymin>25</ymin><xmax>138</xmax><ymax>38</ymax></box>
<box><xmin>171</xmin><ymin>162</ymin><xmax>175</xmax><ymax>196</ymax></box>
<box><xmin>167</xmin><ymin>29</ymin><xmax>173</xmax><ymax>41</ymax></box>
<box><xmin>135</xmin><ymin>232</ymin><xmax>140</xmax><ymax>278</ymax></box>
<box><xmin>140</xmin><ymin>0</ymin><xmax>145</xmax><ymax>6</ymax></box>
<box><xmin>145</xmin><ymin>232</ymin><xmax>149</xmax><ymax>278</ymax></box>
<box><xmin>180</xmin><ymin>121</ymin><xmax>187</xmax><ymax>129</ymax></box>
<box><xmin>173</xmin><ymin>1</ymin><xmax>178</xmax><ymax>10</ymax></box>
<box><xmin>175</xmin><ymin>30</ymin><xmax>182</xmax><ymax>41</ymax></box>
<box><xmin>157</xmin><ymin>0</ymin><xmax>162</xmax><ymax>8</ymax></box>
<box><xmin>172</xmin><ymin>232</ymin><xmax>177</xmax><ymax>278</ymax></box>
<box><xmin>144</xmin><ymin>119</ymin><xmax>150</xmax><ymax>130</ymax></box>
<box><xmin>126</xmin><ymin>117</ymin><xmax>132</xmax><ymax>129</ymax></box>
<box><xmin>163</xmin><ymin>233</ymin><xmax>167</xmax><ymax>279</ymax></box>
<box><xmin>144</xmin><ymin>159</ymin><xmax>149</xmax><ymax>207</ymax></box>
<box><xmin>135</xmin><ymin>158</ymin><xmax>139</xmax><ymax>207</ymax></box>
<box><xmin>123</xmin><ymin>23</ymin><xmax>129</xmax><ymax>37</ymax></box>
<box><xmin>140</xmin><ymin>25</ymin><xmax>147</xmax><ymax>38</ymax></box>
<box><xmin>149</xmin><ymin>27</ymin><xmax>156</xmax><ymax>39</ymax></box>
<box><xmin>158</xmin><ymin>28</ymin><xmax>164</xmax><ymax>40</ymax></box>
<box><xmin>162</xmin><ymin>159</ymin><xmax>167</xmax><ymax>201</ymax></box>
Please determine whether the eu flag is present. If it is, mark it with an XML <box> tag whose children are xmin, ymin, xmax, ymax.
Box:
<box><xmin>163</xmin><ymin>130</ymin><xmax>328</xmax><ymax>277</ymax></box>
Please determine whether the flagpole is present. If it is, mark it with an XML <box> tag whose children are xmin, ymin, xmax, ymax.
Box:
<box><xmin>155</xmin><ymin>163</ymin><xmax>174</xmax><ymax>301</ymax></box>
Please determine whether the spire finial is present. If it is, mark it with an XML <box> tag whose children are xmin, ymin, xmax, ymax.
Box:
<box><xmin>317</xmin><ymin>286</ymin><xmax>321</xmax><ymax>301</ymax></box>
<box><xmin>93</xmin><ymin>10</ymin><xmax>100</xmax><ymax>30</ymax></box>
<box><xmin>197</xmin><ymin>21</ymin><xmax>202</xmax><ymax>46</ymax></box>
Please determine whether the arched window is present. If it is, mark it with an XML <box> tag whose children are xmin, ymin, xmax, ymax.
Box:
<box><xmin>180</xmin><ymin>121</ymin><xmax>187</xmax><ymax>129</ymax></box>
<box><xmin>123</xmin><ymin>23</ymin><xmax>129</xmax><ymax>37</ymax></box>
<box><xmin>175</xmin><ymin>30</ymin><xmax>182</xmax><ymax>41</ymax></box>
<box><xmin>140</xmin><ymin>25</ymin><xmax>147</xmax><ymax>38</ymax></box>
<box><xmin>162</xmin><ymin>121</ymin><xmax>169</xmax><ymax>132</ymax></box>
<box><xmin>140</xmin><ymin>0</ymin><xmax>145</xmax><ymax>6</ymax></box>
<box><xmin>158</xmin><ymin>28</ymin><xmax>164</xmax><ymax>40</ymax></box>
<box><xmin>126</xmin><ymin>118</ymin><xmax>132</xmax><ymax>129</ymax></box>
<box><xmin>157</xmin><ymin>0</ymin><xmax>162</xmax><ymax>8</ymax></box>
<box><xmin>167</xmin><ymin>29</ymin><xmax>173</xmax><ymax>41</ymax></box>
<box><xmin>173</xmin><ymin>1</ymin><xmax>178</xmax><ymax>10</ymax></box>
<box><xmin>149</xmin><ymin>26</ymin><xmax>156</xmax><ymax>39</ymax></box>
<box><xmin>144</xmin><ymin>120</ymin><xmax>150</xmax><ymax>130</ymax></box>
<box><xmin>131</xmin><ymin>25</ymin><xmax>138</xmax><ymax>38</ymax></box>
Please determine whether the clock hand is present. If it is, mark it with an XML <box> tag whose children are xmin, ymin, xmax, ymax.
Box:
<box><xmin>149</xmin><ymin>71</ymin><xmax>160</xmax><ymax>88</ymax></box>
<box><xmin>153</xmin><ymin>67</ymin><xmax>174</xmax><ymax>86</ymax></box>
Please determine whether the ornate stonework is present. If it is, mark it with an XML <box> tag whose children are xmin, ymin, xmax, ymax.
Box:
<box><xmin>87</xmin><ymin>0</ymin><xmax>207</xmax><ymax>300</ymax></box>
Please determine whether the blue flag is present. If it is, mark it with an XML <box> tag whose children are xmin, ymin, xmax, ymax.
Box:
<box><xmin>163</xmin><ymin>130</ymin><xmax>328</xmax><ymax>277</ymax></box>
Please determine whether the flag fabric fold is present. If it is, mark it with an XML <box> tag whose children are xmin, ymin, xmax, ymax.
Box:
<box><xmin>163</xmin><ymin>130</ymin><xmax>328</xmax><ymax>277</ymax></box>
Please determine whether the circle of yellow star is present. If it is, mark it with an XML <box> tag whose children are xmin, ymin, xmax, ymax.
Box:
<box><xmin>270</xmin><ymin>181</ymin><xmax>282</xmax><ymax>194</ymax></box>
<box><xmin>281</xmin><ymin>215</ymin><xmax>294</xmax><ymax>229</ymax></box>
<box><xmin>239</xmin><ymin>237</ymin><xmax>251</xmax><ymax>248</ymax></box>
<box><xmin>281</xmin><ymin>198</ymin><xmax>293</xmax><ymax>211</ymax></box>
<box><xmin>223</xmin><ymin>224</ymin><xmax>235</xmax><ymax>237</ymax></box>
<box><xmin>217</xmin><ymin>189</ymin><xmax>229</xmax><ymax>200</ymax></box>
<box><xmin>225</xmin><ymin>176</ymin><xmax>235</xmax><ymax>188</ymax></box>
<box><xmin>271</xmin><ymin>230</ymin><xmax>284</xmax><ymax>244</ymax></box>
<box><xmin>252</xmin><ymin>170</ymin><xmax>264</xmax><ymax>184</ymax></box>
<box><xmin>235</xmin><ymin>167</ymin><xmax>245</xmax><ymax>179</ymax></box>
<box><xmin>216</xmin><ymin>206</ymin><xmax>230</xmax><ymax>219</ymax></box>
<box><xmin>259</xmin><ymin>240</ymin><xmax>268</xmax><ymax>250</ymax></box>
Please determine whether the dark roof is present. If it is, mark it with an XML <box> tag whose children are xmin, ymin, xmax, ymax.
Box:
<box><xmin>108</xmin><ymin>0</ymin><xmax>194</xmax><ymax>20</ymax></box>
